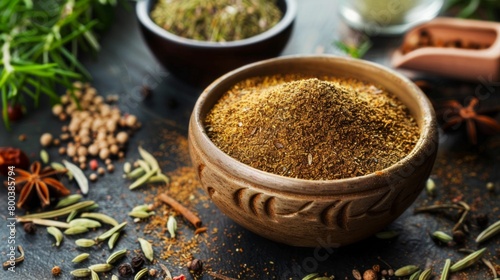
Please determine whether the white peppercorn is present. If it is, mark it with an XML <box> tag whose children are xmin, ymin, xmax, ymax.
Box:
<box><xmin>40</xmin><ymin>133</ymin><xmax>53</xmax><ymax>147</ymax></box>
<box><xmin>125</xmin><ymin>115</ymin><xmax>137</xmax><ymax>127</ymax></box>
<box><xmin>77</xmin><ymin>146</ymin><xmax>87</xmax><ymax>157</ymax></box>
<box><xmin>116</xmin><ymin>131</ymin><xmax>128</xmax><ymax>144</ymax></box>
<box><xmin>109</xmin><ymin>144</ymin><xmax>119</xmax><ymax>155</ymax></box>
<box><xmin>66</xmin><ymin>146</ymin><xmax>76</xmax><ymax>157</ymax></box>
<box><xmin>89</xmin><ymin>173</ymin><xmax>98</xmax><ymax>182</ymax></box>
<box><xmin>78</xmin><ymin>155</ymin><xmax>86</xmax><ymax>164</ymax></box>
<box><xmin>107</xmin><ymin>164</ymin><xmax>114</xmax><ymax>173</ymax></box>
<box><xmin>97</xmin><ymin>167</ymin><xmax>106</xmax><ymax>176</ymax></box>
<box><xmin>99</xmin><ymin>148</ymin><xmax>110</xmax><ymax>160</ymax></box>
<box><xmin>52</xmin><ymin>104</ymin><xmax>63</xmax><ymax>116</ymax></box>
<box><xmin>88</xmin><ymin>144</ymin><xmax>99</xmax><ymax>156</ymax></box>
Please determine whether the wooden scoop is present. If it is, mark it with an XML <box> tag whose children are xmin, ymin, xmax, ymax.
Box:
<box><xmin>392</xmin><ymin>17</ymin><xmax>500</xmax><ymax>81</ymax></box>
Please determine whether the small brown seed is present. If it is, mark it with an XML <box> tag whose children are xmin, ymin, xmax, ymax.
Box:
<box><xmin>187</xmin><ymin>259</ymin><xmax>203</xmax><ymax>274</ymax></box>
<box><xmin>107</xmin><ymin>164</ymin><xmax>114</xmax><ymax>173</ymax></box>
<box><xmin>89</xmin><ymin>173</ymin><xmax>98</xmax><ymax>182</ymax></box>
<box><xmin>116</xmin><ymin>131</ymin><xmax>129</xmax><ymax>144</ymax></box>
<box><xmin>58</xmin><ymin>147</ymin><xmax>66</xmax><ymax>155</ymax></box>
<box><xmin>118</xmin><ymin>263</ymin><xmax>133</xmax><ymax>277</ymax></box>
<box><xmin>23</xmin><ymin>222</ymin><xmax>36</xmax><ymax>234</ymax></box>
<box><xmin>99</xmin><ymin>148</ymin><xmax>110</xmax><ymax>160</ymax></box>
<box><xmin>363</xmin><ymin>269</ymin><xmax>378</xmax><ymax>280</ymax></box>
<box><xmin>97</xmin><ymin>167</ymin><xmax>106</xmax><ymax>176</ymax></box>
<box><xmin>131</xmin><ymin>255</ymin><xmax>145</xmax><ymax>270</ymax></box>
<box><xmin>52</xmin><ymin>104</ymin><xmax>63</xmax><ymax>116</ymax></box>
<box><xmin>51</xmin><ymin>266</ymin><xmax>61</xmax><ymax>276</ymax></box>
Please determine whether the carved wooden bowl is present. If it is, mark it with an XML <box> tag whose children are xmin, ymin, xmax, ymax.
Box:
<box><xmin>188</xmin><ymin>55</ymin><xmax>439</xmax><ymax>247</ymax></box>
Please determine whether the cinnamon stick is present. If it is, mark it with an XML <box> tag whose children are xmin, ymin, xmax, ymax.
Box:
<box><xmin>158</xmin><ymin>193</ymin><xmax>202</xmax><ymax>228</ymax></box>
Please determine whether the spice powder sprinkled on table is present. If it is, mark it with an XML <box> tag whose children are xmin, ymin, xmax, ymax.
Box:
<box><xmin>205</xmin><ymin>75</ymin><xmax>420</xmax><ymax>180</ymax></box>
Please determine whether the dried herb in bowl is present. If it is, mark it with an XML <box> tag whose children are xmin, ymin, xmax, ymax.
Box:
<box><xmin>205</xmin><ymin>75</ymin><xmax>420</xmax><ymax>180</ymax></box>
<box><xmin>150</xmin><ymin>0</ymin><xmax>282</xmax><ymax>42</ymax></box>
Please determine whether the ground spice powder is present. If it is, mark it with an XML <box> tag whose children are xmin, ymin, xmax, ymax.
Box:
<box><xmin>205</xmin><ymin>75</ymin><xmax>420</xmax><ymax>180</ymax></box>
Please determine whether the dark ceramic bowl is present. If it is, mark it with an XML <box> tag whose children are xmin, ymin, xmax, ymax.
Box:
<box><xmin>136</xmin><ymin>0</ymin><xmax>297</xmax><ymax>87</ymax></box>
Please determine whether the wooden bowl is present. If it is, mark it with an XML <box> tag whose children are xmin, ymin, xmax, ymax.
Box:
<box><xmin>188</xmin><ymin>55</ymin><xmax>439</xmax><ymax>247</ymax></box>
<box><xmin>136</xmin><ymin>0</ymin><xmax>297</xmax><ymax>87</ymax></box>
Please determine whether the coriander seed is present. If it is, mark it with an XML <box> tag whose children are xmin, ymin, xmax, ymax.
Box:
<box><xmin>40</xmin><ymin>133</ymin><xmax>53</xmax><ymax>147</ymax></box>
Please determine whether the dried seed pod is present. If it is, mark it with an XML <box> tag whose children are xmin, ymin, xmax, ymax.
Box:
<box><xmin>395</xmin><ymin>265</ymin><xmax>419</xmax><ymax>277</ymax></box>
<box><xmin>55</xmin><ymin>194</ymin><xmax>83</xmax><ymax>209</ymax></box>
<box><xmin>441</xmin><ymin>259</ymin><xmax>451</xmax><ymax>280</ymax></box>
<box><xmin>409</xmin><ymin>270</ymin><xmax>421</xmax><ymax>280</ymax></box>
<box><xmin>64</xmin><ymin>226</ymin><xmax>89</xmax><ymax>235</ymax></box>
<box><xmin>47</xmin><ymin>226</ymin><xmax>63</xmax><ymax>246</ymax></box>
<box><xmin>88</xmin><ymin>263</ymin><xmax>113</xmax><ymax>273</ymax></box>
<box><xmin>72</xmin><ymin>253</ymin><xmax>90</xmax><ymax>263</ymax></box>
<box><xmin>69</xmin><ymin>218</ymin><xmax>101</xmax><ymax>228</ymax></box>
<box><xmin>91</xmin><ymin>270</ymin><xmax>100</xmax><ymax>280</ymax></box>
<box><xmin>134</xmin><ymin>268</ymin><xmax>148</xmax><ymax>280</ymax></box>
<box><xmin>426</xmin><ymin>178</ymin><xmax>436</xmax><ymax>196</ymax></box>
<box><xmin>450</xmin><ymin>248</ymin><xmax>486</xmax><ymax>272</ymax></box>
<box><xmin>476</xmin><ymin>220</ymin><xmax>500</xmax><ymax>243</ymax></box>
<box><xmin>419</xmin><ymin>268</ymin><xmax>432</xmax><ymax>280</ymax></box>
<box><xmin>138</xmin><ymin>238</ymin><xmax>154</xmax><ymax>262</ymax></box>
<box><xmin>431</xmin><ymin>231</ymin><xmax>453</xmax><ymax>244</ymax></box>
<box><xmin>128</xmin><ymin>210</ymin><xmax>155</xmax><ymax>218</ymax></box>
<box><xmin>80</xmin><ymin>213</ymin><xmax>119</xmax><ymax>226</ymax></box>
<box><xmin>75</xmin><ymin>238</ymin><xmax>96</xmax><ymax>247</ymax></box>
<box><xmin>96</xmin><ymin>222</ymin><xmax>127</xmax><ymax>241</ymax></box>
<box><xmin>106</xmin><ymin>249</ymin><xmax>128</xmax><ymax>264</ymax></box>
<box><xmin>108</xmin><ymin>232</ymin><xmax>121</xmax><ymax>250</ymax></box>
<box><xmin>167</xmin><ymin>215</ymin><xmax>177</xmax><ymax>238</ymax></box>
<box><xmin>71</xmin><ymin>268</ymin><xmax>91</xmax><ymax>277</ymax></box>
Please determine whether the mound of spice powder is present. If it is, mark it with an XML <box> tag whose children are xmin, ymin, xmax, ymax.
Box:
<box><xmin>205</xmin><ymin>76</ymin><xmax>420</xmax><ymax>180</ymax></box>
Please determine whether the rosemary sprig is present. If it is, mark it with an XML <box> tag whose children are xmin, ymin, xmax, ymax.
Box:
<box><xmin>0</xmin><ymin>0</ymin><xmax>117</xmax><ymax>129</ymax></box>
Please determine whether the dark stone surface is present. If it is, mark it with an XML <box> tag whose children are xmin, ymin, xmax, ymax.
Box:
<box><xmin>0</xmin><ymin>1</ymin><xmax>499</xmax><ymax>279</ymax></box>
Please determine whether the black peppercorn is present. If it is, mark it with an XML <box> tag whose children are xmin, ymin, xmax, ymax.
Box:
<box><xmin>23</xmin><ymin>222</ymin><xmax>36</xmax><ymax>234</ymax></box>
<box><xmin>187</xmin><ymin>258</ymin><xmax>203</xmax><ymax>274</ymax></box>
<box><xmin>475</xmin><ymin>213</ymin><xmax>489</xmax><ymax>229</ymax></box>
<box><xmin>131</xmin><ymin>255</ymin><xmax>145</xmax><ymax>270</ymax></box>
<box><xmin>118</xmin><ymin>263</ymin><xmax>133</xmax><ymax>277</ymax></box>
<box><xmin>453</xmin><ymin>230</ymin><xmax>466</xmax><ymax>244</ymax></box>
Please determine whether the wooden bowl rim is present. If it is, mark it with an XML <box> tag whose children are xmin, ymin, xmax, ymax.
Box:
<box><xmin>190</xmin><ymin>55</ymin><xmax>438</xmax><ymax>194</ymax></box>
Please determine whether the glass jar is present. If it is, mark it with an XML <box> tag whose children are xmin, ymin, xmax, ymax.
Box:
<box><xmin>339</xmin><ymin>0</ymin><xmax>444</xmax><ymax>35</ymax></box>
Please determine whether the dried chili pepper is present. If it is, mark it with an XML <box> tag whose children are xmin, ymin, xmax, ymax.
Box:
<box><xmin>0</xmin><ymin>147</ymin><xmax>30</xmax><ymax>176</ymax></box>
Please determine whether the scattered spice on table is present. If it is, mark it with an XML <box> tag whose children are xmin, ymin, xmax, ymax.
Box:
<box><xmin>205</xmin><ymin>74</ymin><xmax>420</xmax><ymax>180</ymax></box>
<box><xmin>150</xmin><ymin>0</ymin><xmax>282</xmax><ymax>42</ymax></box>
<box><xmin>47</xmin><ymin>81</ymin><xmax>140</xmax><ymax>171</ymax></box>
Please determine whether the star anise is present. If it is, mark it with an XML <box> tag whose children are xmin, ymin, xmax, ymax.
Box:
<box><xmin>4</xmin><ymin>161</ymin><xmax>70</xmax><ymax>209</ymax></box>
<box><xmin>438</xmin><ymin>97</ymin><xmax>500</xmax><ymax>145</ymax></box>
